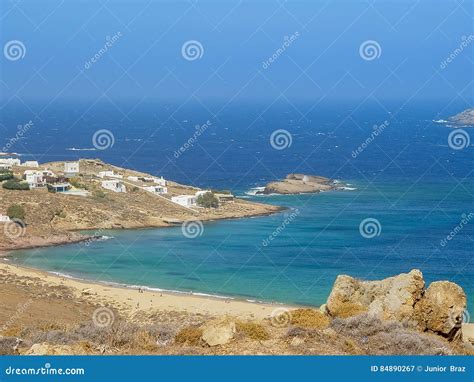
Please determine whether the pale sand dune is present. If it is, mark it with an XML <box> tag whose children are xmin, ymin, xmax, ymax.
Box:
<box><xmin>0</xmin><ymin>262</ymin><xmax>294</xmax><ymax>320</ymax></box>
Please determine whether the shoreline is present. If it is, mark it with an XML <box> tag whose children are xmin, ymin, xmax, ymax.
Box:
<box><xmin>0</xmin><ymin>261</ymin><xmax>299</xmax><ymax>320</ymax></box>
<box><xmin>0</xmin><ymin>204</ymin><xmax>286</xmax><ymax>253</ymax></box>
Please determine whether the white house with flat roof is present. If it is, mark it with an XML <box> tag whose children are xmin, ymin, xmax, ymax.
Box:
<box><xmin>154</xmin><ymin>177</ymin><xmax>167</xmax><ymax>187</ymax></box>
<box><xmin>98</xmin><ymin>171</ymin><xmax>122</xmax><ymax>179</ymax></box>
<box><xmin>21</xmin><ymin>161</ymin><xmax>39</xmax><ymax>167</ymax></box>
<box><xmin>24</xmin><ymin>170</ymin><xmax>45</xmax><ymax>189</ymax></box>
<box><xmin>24</xmin><ymin>169</ymin><xmax>56</xmax><ymax>189</ymax></box>
<box><xmin>64</xmin><ymin>162</ymin><xmax>79</xmax><ymax>177</ymax></box>
<box><xmin>0</xmin><ymin>158</ymin><xmax>20</xmax><ymax>169</ymax></box>
<box><xmin>195</xmin><ymin>190</ymin><xmax>212</xmax><ymax>198</ymax></box>
<box><xmin>143</xmin><ymin>185</ymin><xmax>168</xmax><ymax>195</ymax></box>
<box><xmin>171</xmin><ymin>195</ymin><xmax>197</xmax><ymax>207</ymax></box>
<box><xmin>102</xmin><ymin>179</ymin><xmax>126</xmax><ymax>193</ymax></box>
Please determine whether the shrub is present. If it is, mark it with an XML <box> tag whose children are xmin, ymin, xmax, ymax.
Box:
<box><xmin>7</xmin><ymin>204</ymin><xmax>26</xmax><ymax>221</ymax></box>
<box><xmin>174</xmin><ymin>326</ymin><xmax>202</xmax><ymax>346</ymax></box>
<box><xmin>0</xmin><ymin>171</ymin><xmax>13</xmax><ymax>181</ymax></box>
<box><xmin>211</xmin><ymin>189</ymin><xmax>231</xmax><ymax>195</ymax></box>
<box><xmin>290</xmin><ymin>309</ymin><xmax>330</xmax><ymax>329</ymax></box>
<box><xmin>69</xmin><ymin>177</ymin><xmax>88</xmax><ymax>190</ymax></box>
<box><xmin>197</xmin><ymin>192</ymin><xmax>219</xmax><ymax>208</ymax></box>
<box><xmin>331</xmin><ymin>314</ymin><xmax>451</xmax><ymax>355</ymax></box>
<box><xmin>93</xmin><ymin>190</ymin><xmax>106</xmax><ymax>199</ymax></box>
<box><xmin>2</xmin><ymin>179</ymin><xmax>29</xmax><ymax>190</ymax></box>
<box><xmin>236</xmin><ymin>321</ymin><xmax>270</xmax><ymax>341</ymax></box>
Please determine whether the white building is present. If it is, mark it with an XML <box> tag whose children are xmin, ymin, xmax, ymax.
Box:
<box><xmin>171</xmin><ymin>195</ymin><xmax>197</xmax><ymax>207</ymax></box>
<box><xmin>98</xmin><ymin>171</ymin><xmax>122</xmax><ymax>179</ymax></box>
<box><xmin>153</xmin><ymin>177</ymin><xmax>167</xmax><ymax>187</ymax></box>
<box><xmin>127</xmin><ymin>176</ymin><xmax>139</xmax><ymax>182</ymax></box>
<box><xmin>102</xmin><ymin>180</ymin><xmax>127</xmax><ymax>193</ymax></box>
<box><xmin>0</xmin><ymin>158</ymin><xmax>20</xmax><ymax>167</ymax></box>
<box><xmin>0</xmin><ymin>215</ymin><xmax>11</xmax><ymax>223</ymax></box>
<box><xmin>195</xmin><ymin>190</ymin><xmax>212</xmax><ymax>198</ymax></box>
<box><xmin>24</xmin><ymin>169</ymin><xmax>55</xmax><ymax>189</ymax></box>
<box><xmin>143</xmin><ymin>185</ymin><xmax>168</xmax><ymax>195</ymax></box>
<box><xmin>21</xmin><ymin>161</ymin><xmax>39</xmax><ymax>167</ymax></box>
<box><xmin>64</xmin><ymin>162</ymin><xmax>79</xmax><ymax>177</ymax></box>
<box><xmin>24</xmin><ymin>170</ymin><xmax>45</xmax><ymax>188</ymax></box>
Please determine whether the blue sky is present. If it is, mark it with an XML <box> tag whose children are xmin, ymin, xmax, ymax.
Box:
<box><xmin>0</xmin><ymin>0</ymin><xmax>473</xmax><ymax>105</ymax></box>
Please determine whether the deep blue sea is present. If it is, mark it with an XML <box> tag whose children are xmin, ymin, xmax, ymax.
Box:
<box><xmin>1</xmin><ymin>99</ymin><xmax>473</xmax><ymax>309</ymax></box>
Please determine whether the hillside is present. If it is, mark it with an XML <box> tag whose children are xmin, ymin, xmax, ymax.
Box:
<box><xmin>0</xmin><ymin>159</ymin><xmax>281</xmax><ymax>250</ymax></box>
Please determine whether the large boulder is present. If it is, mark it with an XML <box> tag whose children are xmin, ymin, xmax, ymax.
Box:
<box><xmin>201</xmin><ymin>318</ymin><xmax>236</xmax><ymax>347</ymax></box>
<box><xmin>415</xmin><ymin>281</ymin><xmax>466</xmax><ymax>341</ymax></box>
<box><xmin>326</xmin><ymin>270</ymin><xmax>468</xmax><ymax>341</ymax></box>
<box><xmin>23</xmin><ymin>343</ymin><xmax>82</xmax><ymax>355</ymax></box>
<box><xmin>326</xmin><ymin>269</ymin><xmax>425</xmax><ymax>324</ymax></box>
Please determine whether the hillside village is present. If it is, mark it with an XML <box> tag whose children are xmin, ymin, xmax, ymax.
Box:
<box><xmin>0</xmin><ymin>157</ymin><xmax>281</xmax><ymax>250</ymax></box>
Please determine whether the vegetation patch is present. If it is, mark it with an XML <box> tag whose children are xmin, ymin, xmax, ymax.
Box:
<box><xmin>236</xmin><ymin>321</ymin><xmax>270</xmax><ymax>341</ymax></box>
<box><xmin>174</xmin><ymin>326</ymin><xmax>203</xmax><ymax>346</ymax></box>
<box><xmin>7</xmin><ymin>204</ymin><xmax>26</xmax><ymax>221</ymax></box>
<box><xmin>2</xmin><ymin>179</ymin><xmax>30</xmax><ymax>190</ymax></box>
<box><xmin>0</xmin><ymin>171</ymin><xmax>14</xmax><ymax>181</ymax></box>
<box><xmin>197</xmin><ymin>192</ymin><xmax>219</xmax><ymax>208</ymax></box>
<box><xmin>290</xmin><ymin>309</ymin><xmax>330</xmax><ymax>329</ymax></box>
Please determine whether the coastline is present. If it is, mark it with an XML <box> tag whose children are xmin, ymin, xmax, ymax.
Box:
<box><xmin>0</xmin><ymin>201</ymin><xmax>285</xmax><ymax>253</ymax></box>
<box><xmin>0</xmin><ymin>261</ymin><xmax>296</xmax><ymax>320</ymax></box>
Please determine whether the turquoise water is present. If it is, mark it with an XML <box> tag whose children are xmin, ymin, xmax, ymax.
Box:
<box><xmin>3</xmin><ymin>101</ymin><xmax>473</xmax><ymax>310</ymax></box>
<box><xmin>8</xmin><ymin>180</ymin><xmax>473</xmax><ymax>309</ymax></box>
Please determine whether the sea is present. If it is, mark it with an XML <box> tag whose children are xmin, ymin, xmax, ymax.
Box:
<box><xmin>1</xmin><ymin>99</ymin><xmax>473</xmax><ymax>309</ymax></box>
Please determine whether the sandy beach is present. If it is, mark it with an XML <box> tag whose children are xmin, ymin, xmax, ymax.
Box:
<box><xmin>0</xmin><ymin>261</ymin><xmax>290</xmax><ymax>321</ymax></box>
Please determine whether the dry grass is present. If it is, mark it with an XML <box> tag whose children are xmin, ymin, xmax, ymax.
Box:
<box><xmin>174</xmin><ymin>326</ymin><xmax>203</xmax><ymax>346</ymax></box>
<box><xmin>236</xmin><ymin>321</ymin><xmax>270</xmax><ymax>341</ymax></box>
<box><xmin>330</xmin><ymin>303</ymin><xmax>368</xmax><ymax>318</ymax></box>
<box><xmin>290</xmin><ymin>309</ymin><xmax>330</xmax><ymax>329</ymax></box>
<box><xmin>331</xmin><ymin>314</ymin><xmax>453</xmax><ymax>355</ymax></box>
